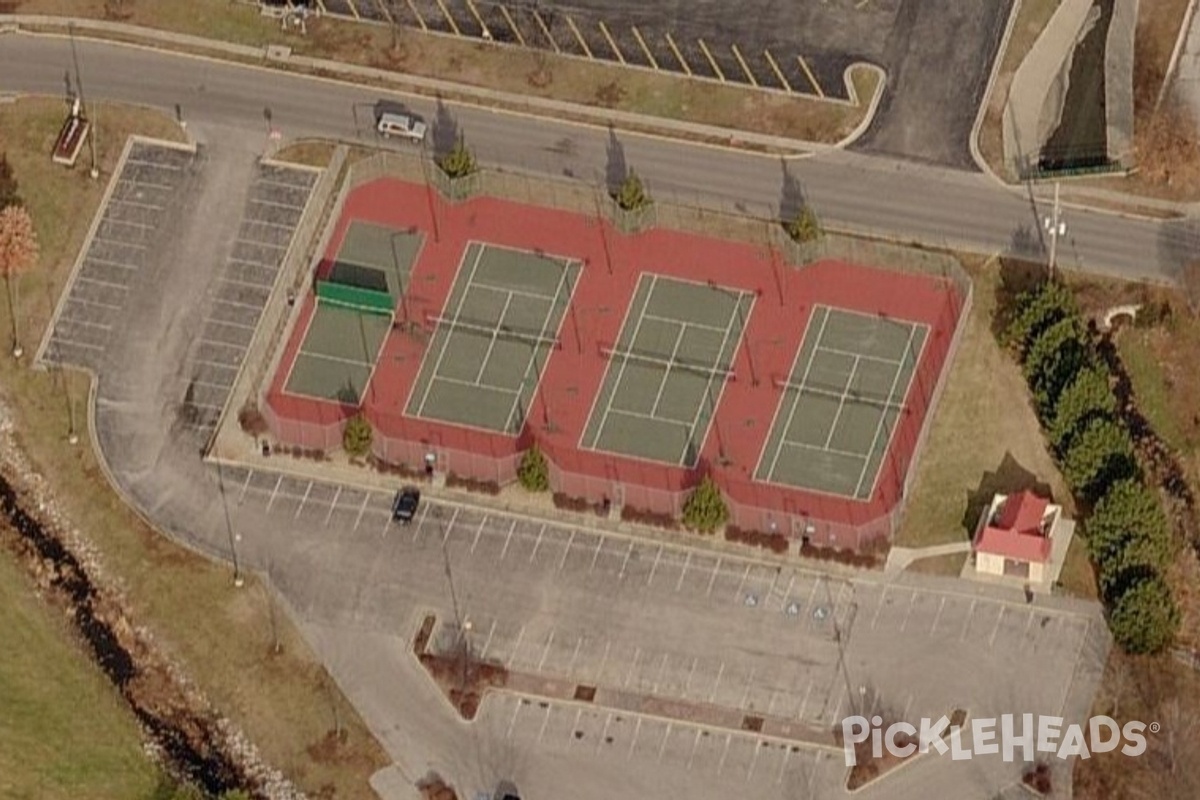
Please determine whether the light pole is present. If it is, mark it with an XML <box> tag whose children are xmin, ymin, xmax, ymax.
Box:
<box><xmin>216</xmin><ymin>462</ymin><xmax>244</xmax><ymax>587</ymax></box>
<box><xmin>68</xmin><ymin>23</ymin><xmax>99</xmax><ymax>180</ymax></box>
<box><xmin>1043</xmin><ymin>181</ymin><xmax>1065</xmax><ymax>275</ymax></box>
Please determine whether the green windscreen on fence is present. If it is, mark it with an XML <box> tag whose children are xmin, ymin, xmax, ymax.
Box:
<box><xmin>315</xmin><ymin>280</ymin><xmax>393</xmax><ymax>316</ymax></box>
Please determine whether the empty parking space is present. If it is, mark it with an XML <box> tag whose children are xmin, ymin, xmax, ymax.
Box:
<box><xmin>41</xmin><ymin>141</ymin><xmax>196</xmax><ymax>371</ymax></box>
<box><xmin>178</xmin><ymin>163</ymin><xmax>318</xmax><ymax>438</ymax></box>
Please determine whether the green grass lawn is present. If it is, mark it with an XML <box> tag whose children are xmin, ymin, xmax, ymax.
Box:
<box><xmin>0</xmin><ymin>98</ymin><xmax>387</xmax><ymax>799</ymax></box>
<box><xmin>897</xmin><ymin>258</ymin><xmax>1072</xmax><ymax>548</ymax></box>
<box><xmin>0</xmin><ymin>553</ymin><xmax>161</xmax><ymax>800</ymax></box>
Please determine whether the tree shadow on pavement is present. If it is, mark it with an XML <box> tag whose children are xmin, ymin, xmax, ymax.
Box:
<box><xmin>605</xmin><ymin>124</ymin><xmax>628</xmax><ymax>197</ymax></box>
<box><xmin>432</xmin><ymin>97</ymin><xmax>460</xmax><ymax>161</ymax></box>
<box><xmin>779</xmin><ymin>159</ymin><xmax>808</xmax><ymax>223</ymax></box>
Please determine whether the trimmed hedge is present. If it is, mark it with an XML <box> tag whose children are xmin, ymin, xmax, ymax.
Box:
<box><xmin>445</xmin><ymin>472</ymin><xmax>501</xmax><ymax>495</ymax></box>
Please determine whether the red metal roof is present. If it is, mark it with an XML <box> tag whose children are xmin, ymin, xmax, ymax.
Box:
<box><xmin>974</xmin><ymin>491</ymin><xmax>1052</xmax><ymax>563</ymax></box>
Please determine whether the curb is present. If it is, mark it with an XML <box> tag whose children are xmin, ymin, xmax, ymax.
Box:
<box><xmin>970</xmin><ymin>0</ymin><xmax>1024</xmax><ymax>184</ymax></box>
<box><xmin>0</xmin><ymin>14</ymin><xmax>872</xmax><ymax>157</ymax></box>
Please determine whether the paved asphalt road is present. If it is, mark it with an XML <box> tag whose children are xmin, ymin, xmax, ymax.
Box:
<box><xmin>0</xmin><ymin>32</ymin><xmax>1193</xmax><ymax>284</ymax></box>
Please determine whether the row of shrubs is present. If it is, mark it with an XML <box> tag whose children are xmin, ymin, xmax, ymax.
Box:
<box><xmin>445</xmin><ymin>472</ymin><xmax>501</xmax><ymax>496</ymax></box>
<box><xmin>270</xmin><ymin>444</ymin><xmax>328</xmax><ymax>461</ymax></box>
<box><xmin>799</xmin><ymin>543</ymin><xmax>880</xmax><ymax>569</ymax></box>
<box><xmin>551</xmin><ymin>492</ymin><xmax>608</xmax><ymax>516</ymax></box>
<box><xmin>1002</xmin><ymin>278</ymin><xmax>1179</xmax><ymax>654</ymax></box>
<box><xmin>724</xmin><ymin>526</ymin><xmax>789</xmax><ymax>554</ymax></box>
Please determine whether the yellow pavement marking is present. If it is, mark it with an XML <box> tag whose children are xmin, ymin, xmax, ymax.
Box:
<box><xmin>631</xmin><ymin>26</ymin><xmax>658</xmax><ymax>69</ymax></box>
<box><xmin>664</xmin><ymin>31</ymin><xmax>691</xmax><ymax>75</ymax></box>
<box><xmin>465</xmin><ymin>0</ymin><xmax>490</xmax><ymax>38</ymax></box>
<box><xmin>797</xmin><ymin>55</ymin><xmax>824</xmax><ymax>97</ymax></box>
<box><xmin>434</xmin><ymin>0</ymin><xmax>462</xmax><ymax>36</ymax></box>
<box><xmin>403</xmin><ymin>0</ymin><xmax>427</xmax><ymax>31</ymax></box>
<box><xmin>730</xmin><ymin>43</ymin><xmax>756</xmax><ymax>87</ymax></box>
<box><xmin>763</xmin><ymin>49</ymin><xmax>791</xmax><ymax>92</ymax></box>
<box><xmin>533</xmin><ymin>10</ymin><xmax>560</xmax><ymax>53</ymax></box>
<box><xmin>498</xmin><ymin>4</ymin><xmax>525</xmax><ymax>46</ymax></box>
<box><xmin>565</xmin><ymin>14</ymin><xmax>594</xmax><ymax>58</ymax></box>
<box><xmin>698</xmin><ymin>38</ymin><xmax>725</xmax><ymax>82</ymax></box>
<box><xmin>598</xmin><ymin>21</ymin><xmax>625</xmax><ymax>64</ymax></box>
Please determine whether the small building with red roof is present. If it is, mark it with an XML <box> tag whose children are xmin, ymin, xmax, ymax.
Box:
<box><xmin>971</xmin><ymin>490</ymin><xmax>1063</xmax><ymax>583</ymax></box>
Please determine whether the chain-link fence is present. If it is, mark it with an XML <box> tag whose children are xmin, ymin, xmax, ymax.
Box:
<box><xmin>262</xmin><ymin>147</ymin><xmax>974</xmax><ymax>549</ymax></box>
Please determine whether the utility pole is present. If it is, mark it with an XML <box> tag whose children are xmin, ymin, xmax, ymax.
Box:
<box><xmin>68</xmin><ymin>24</ymin><xmax>99</xmax><ymax>179</ymax></box>
<box><xmin>1043</xmin><ymin>181</ymin><xmax>1065</xmax><ymax>275</ymax></box>
<box><xmin>216</xmin><ymin>462</ymin><xmax>244</xmax><ymax>587</ymax></box>
<box><xmin>823</xmin><ymin>576</ymin><xmax>858</xmax><ymax>716</ymax></box>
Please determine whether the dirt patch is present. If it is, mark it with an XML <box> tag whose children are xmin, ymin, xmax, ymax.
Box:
<box><xmin>413</xmin><ymin>615</ymin><xmax>509</xmax><ymax>721</ymax></box>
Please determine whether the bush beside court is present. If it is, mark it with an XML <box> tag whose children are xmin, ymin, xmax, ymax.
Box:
<box><xmin>1001</xmin><ymin>276</ymin><xmax>1180</xmax><ymax>653</ymax></box>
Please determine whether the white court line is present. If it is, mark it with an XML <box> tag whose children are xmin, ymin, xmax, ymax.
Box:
<box><xmin>558</xmin><ymin>530</ymin><xmax>575</xmax><ymax>569</ymax></box>
<box><xmin>765</xmin><ymin>306</ymin><xmax>832</xmax><ymax>479</ymax></box>
<box><xmin>415</xmin><ymin>243</ymin><xmax>487</xmax><ymax>415</ymax></box>
<box><xmin>646</xmin><ymin>546</ymin><xmax>663</xmax><ymax>585</ymax></box>
<box><xmin>675</xmin><ymin>552</ymin><xmax>692</xmax><ymax>591</ymax></box>
<box><xmin>706</xmin><ymin>557</ymin><xmax>722</xmax><ymax>595</ymax></box>
<box><xmin>479</xmin><ymin>619</ymin><xmax>497</xmax><ymax>660</ymax></box>
<box><xmin>853</xmin><ymin>322</ymin><xmax>920</xmax><ymax>496</ymax></box>
<box><xmin>588</xmin><ymin>273</ymin><xmax>659</xmax><ymax>449</ymax></box>
<box><xmin>294</xmin><ymin>482</ymin><xmax>313</xmax><ymax>518</ymax></box>
<box><xmin>353</xmin><ymin>492</ymin><xmax>370</xmax><ymax>530</ymax></box>
<box><xmin>265</xmin><ymin>474</ymin><xmax>283</xmax><ymax>513</ymax></box>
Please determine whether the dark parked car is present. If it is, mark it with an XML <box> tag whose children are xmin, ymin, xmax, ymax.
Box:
<box><xmin>391</xmin><ymin>487</ymin><xmax>420</xmax><ymax>523</ymax></box>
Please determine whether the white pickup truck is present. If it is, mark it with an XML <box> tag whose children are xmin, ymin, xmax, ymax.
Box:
<box><xmin>376</xmin><ymin>112</ymin><xmax>427</xmax><ymax>143</ymax></box>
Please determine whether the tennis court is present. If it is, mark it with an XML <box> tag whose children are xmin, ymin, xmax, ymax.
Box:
<box><xmin>405</xmin><ymin>242</ymin><xmax>580</xmax><ymax>434</ymax></box>
<box><xmin>581</xmin><ymin>275</ymin><xmax>754</xmax><ymax>466</ymax></box>
<box><xmin>283</xmin><ymin>302</ymin><xmax>392</xmax><ymax>404</ymax></box>
<box><xmin>754</xmin><ymin>306</ymin><xmax>928</xmax><ymax>499</ymax></box>
<box><xmin>327</xmin><ymin>220</ymin><xmax>423</xmax><ymax>300</ymax></box>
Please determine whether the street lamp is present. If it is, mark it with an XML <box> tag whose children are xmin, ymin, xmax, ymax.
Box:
<box><xmin>1043</xmin><ymin>181</ymin><xmax>1065</xmax><ymax>275</ymax></box>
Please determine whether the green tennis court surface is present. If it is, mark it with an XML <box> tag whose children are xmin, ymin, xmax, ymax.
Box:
<box><xmin>581</xmin><ymin>275</ymin><xmax>753</xmax><ymax>466</ymax></box>
<box><xmin>754</xmin><ymin>306</ymin><xmax>928</xmax><ymax>499</ymax></box>
<box><xmin>284</xmin><ymin>302</ymin><xmax>391</xmax><ymax>404</ymax></box>
<box><xmin>406</xmin><ymin>242</ymin><xmax>580</xmax><ymax>434</ymax></box>
<box><xmin>328</xmin><ymin>220</ymin><xmax>423</xmax><ymax>299</ymax></box>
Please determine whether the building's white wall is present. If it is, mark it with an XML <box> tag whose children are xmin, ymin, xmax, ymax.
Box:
<box><xmin>976</xmin><ymin>551</ymin><xmax>1007</xmax><ymax>576</ymax></box>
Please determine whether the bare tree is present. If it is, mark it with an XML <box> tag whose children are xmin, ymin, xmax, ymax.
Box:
<box><xmin>0</xmin><ymin>204</ymin><xmax>38</xmax><ymax>358</ymax></box>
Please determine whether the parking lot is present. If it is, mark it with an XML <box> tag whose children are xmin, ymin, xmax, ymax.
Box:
<box><xmin>40</xmin><ymin>141</ymin><xmax>198</xmax><ymax>371</ymax></box>
<box><xmin>179</xmin><ymin>163</ymin><xmax>318</xmax><ymax>438</ymax></box>
<box><xmin>220</xmin><ymin>461</ymin><xmax>1102</xmax><ymax>749</ymax></box>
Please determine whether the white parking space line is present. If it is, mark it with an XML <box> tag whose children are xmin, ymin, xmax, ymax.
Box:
<box><xmin>682</xmin><ymin>657</ymin><xmax>698</xmax><ymax>698</ymax></box>
<box><xmin>776</xmin><ymin>745</ymin><xmax>792</xmax><ymax>784</ymax></box>
<box><xmin>324</xmin><ymin>486</ymin><xmax>342</xmax><ymax>525</ymax></box>
<box><xmin>567</xmin><ymin>636</ymin><xmax>583</xmax><ymax>675</ymax></box>
<box><xmin>870</xmin><ymin>585</ymin><xmax>888</xmax><ymax>629</ymax></box>
<box><xmin>294</xmin><ymin>482</ymin><xmax>312</xmax><ymax>518</ymax></box>
<box><xmin>930</xmin><ymin>596</ymin><xmax>947</xmax><ymax>635</ymax></box>
<box><xmin>505</xmin><ymin>700</ymin><xmax>523</xmax><ymax>740</ymax></box>
<box><xmin>627</xmin><ymin>717</ymin><xmax>643</xmax><ymax>758</ymax></box>
<box><xmin>624</xmin><ymin>647</ymin><xmax>641</xmax><ymax>688</ymax></box>
<box><xmin>479</xmin><ymin>619</ymin><xmax>497</xmax><ymax>660</ymax></box>
<box><xmin>988</xmin><ymin>606</ymin><xmax>1006</xmax><ymax>648</ymax></box>
<box><xmin>537</xmin><ymin>630</ymin><xmax>556</xmax><ymax>672</ymax></box>
<box><xmin>708</xmin><ymin>662</ymin><xmax>725</xmax><ymax>703</ymax></box>
<box><xmin>746</xmin><ymin>740</ymin><xmax>764</xmax><ymax>780</ymax></box>
<box><xmin>71</xmin><ymin>294</ymin><xmax>123</xmax><ymax>311</ymax></box>
<box><xmin>568</xmin><ymin>708</ymin><xmax>583</xmax><ymax>746</ymax></box>
<box><xmin>470</xmin><ymin>516</ymin><xmax>486</xmax><ymax>553</ymax></box>
<box><xmin>740</xmin><ymin>667</ymin><xmax>756</xmax><ymax>709</ymax></box>
<box><xmin>652</xmin><ymin>653</ymin><xmax>668</xmax><ymax>693</ymax></box>
<box><xmin>899</xmin><ymin>590</ymin><xmax>917</xmax><ymax>633</ymax></box>
<box><xmin>716</xmin><ymin>734</ymin><xmax>732</xmax><ymax>775</ymax></box>
<box><xmin>596</xmin><ymin>640</ymin><xmax>611</xmax><ymax>685</ymax></box>
<box><xmin>589</xmin><ymin>536</ymin><xmax>605</xmax><ymax>571</ymax></box>
<box><xmin>902</xmin><ymin>693</ymin><xmax>913</xmax><ymax>723</ymax></box>
<box><xmin>734</xmin><ymin>563</ymin><xmax>751</xmax><ymax>601</ymax></box>
<box><xmin>618</xmin><ymin>540</ymin><xmax>634</xmax><ymax>579</ymax></box>
<box><xmin>49</xmin><ymin>335</ymin><xmax>104</xmax><ymax>351</ymax></box>
<box><xmin>596</xmin><ymin>713</ymin><xmax>613</xmax><ymax>754</ymax></box>
<box><xmin>806</xmin><ymin>752</ymin><xmax>821</xmax><ymax>795</ymax></box>
<box><xmin>500</xmin><ymin>520</ymin><xmax>516</xmax><ymax>560</ymax></box>
<box><xmin>265</xmin><ymin>474</ymin><xmax>283</xmax><ymax>512</ymax></box>
<box><xmin>353</xmin><ymin>493</ymin><xmax>370</xmax><ymax>530</ymax></box>
<box><xmin>779</xmin><ymin>575</ymin><xmax>796</xmax><ymax>610</ymax></box>
<box><xmin>657</xmin><ymin>722</ymin><xmax>673</xmax><ymax>761</ymax></box>
<box><xmin>646</xmin><ymin>546</ymin><xmax>663</xmax><ymax>584</ymax></box>
<box><xmin>797</xmin><ymin>679</ymin><xmax>813</xmax><ymax>721</ymax></box>
<box><xmin>507</xmin><ymin>625</ymin><xmax>526</xmax><ymax>669</ymax></box>
<box><xmin>675</xmin><ymin>552</ymin><xmax>692</xmax><ymax>591</ymax></box>
<box><xmin>959</xmin><ymin>598</ymin><xmax>978</xmax><ymax>641</ymax></box>
<box><xmin>529</xmin><ymin>525</ymin><xmax>546</xmax><ymax>561</ymax></box>
<box><xmin>1022</xmin><ymin>609</ymin><xmax>1035</xmax><ymax>643</ymax></box>
<box><xmin>687</xmin><ymin>730</ymin><xmax>703</xmax><ymax>769</ymax></box>
<box><xmin>706</xmin><ymin>557</ymin><xmax>722</xmax><ymax>595</ymax></box>
<box><xmin>536</xmin><ymin>704</ymin><xmax>553</xmax><ymax>744</ymax></box>
<box><xmin>380</xmin><ymin>506</ymin><xmax>393</xmax><ymax>537</ymax></box>
<box><xmin>237</xmin><ymin>470</ymin><xmax>252</xmax><ymax>505</ymax></box>
<box><xmin>558</xmin><ymin>530</ymin><xmax>575</xmax><ymax>569</ymax></box>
